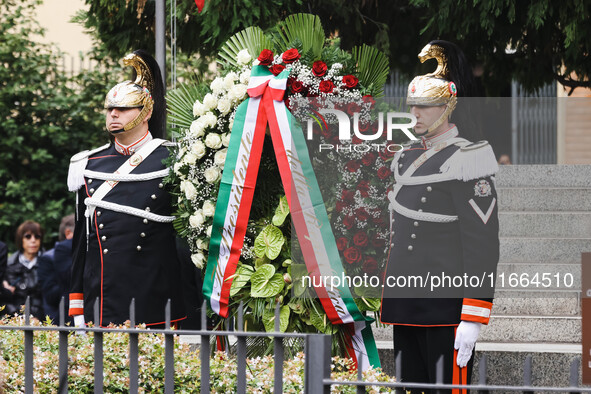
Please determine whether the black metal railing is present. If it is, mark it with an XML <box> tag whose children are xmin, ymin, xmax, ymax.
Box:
<box><xmin>1</xmin><ymin>297</ymin><xmax>589</xmax><ymax>393</ymax></box>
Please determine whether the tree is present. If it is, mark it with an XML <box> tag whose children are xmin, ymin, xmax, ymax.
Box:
<box><xmin>0</xmin><ymin>0</ymin><xmax>121</xmax><ymax>249</ymax></box>
<box><xmin>77</xmin><ymin>0</ymin><xmax>590</xmax><ymax>95</ymax></box>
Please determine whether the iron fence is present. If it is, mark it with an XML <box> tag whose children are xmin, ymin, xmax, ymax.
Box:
<box><xmin>1</xmin><ymin>297</ymin><xmax>589</xmax><ymax>393</ymax></box>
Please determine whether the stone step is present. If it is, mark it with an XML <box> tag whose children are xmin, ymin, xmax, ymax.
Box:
<box><xmin>499</xmin><ymin>237</ymin><xmax>591</xmax><ymax>264</ymax></box>
<box><xmin>497</xmin><ymin>187</ymin><xmax>591</xmax><ymax>211</ymax></box>
<box><xmin>377</xmin><ymin>344</ymin><xmax>583</xmax><ymax>388</ymax></box>
<box><xmin>496</xmin><ymin>262</ymin><xmax>580</xmax><ymax>291</ymax></box>
<box><xmin>491</xmin><ymin>292</ymin><xmax>580</xmax><ymax>316</ymax></box>
<box><xmin>373</xmin><ymin>315</ymin><xmax>581</xmax><ymax>343</ymax></box>
<box><xmin>499</xmin><ymin>212</ymin><xmax>591</xmax><ymax>238</ymax></box>
<box><xmin>496</xmin><ymin>165</ymin><xmax>591</xmax><ymax>188</ymax></box>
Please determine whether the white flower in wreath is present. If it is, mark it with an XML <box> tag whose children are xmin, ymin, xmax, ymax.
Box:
<box><xmin>217</xmin><ymin>98</ymin><xmax>232</xmax><ymax>115</ymax></box>
<box><xmin>239</xmin><ymin>71</ymin><xmax>250</xmax><ymax>85</ymax></box>
<box><xmin>210</xmin><ymin>77</ymin><xmax>225</xmax><ymax>95</ymax></box>
<box><xmin>189</xmin><ymin>209</ymin><xmax>205</xmax><ymax>228</ymax></box>
<box><xmin>203</xmin><ymin>93</ymin><xmax>217</xmax><ymax>111</ymax></box>
<box><xmin>224</xmin><ymin>72</ymin><xmax>238</xmax><ymax>89</ymax></box>
<box><xmin>206</xmin><ymin>225</ymin><xmax>213</xmax><ymax>237</ymax></box>
<box><xmin>202</xmin><ymin>200</ymin><xmax>216</xmax><ymax>217</ymax></box>
<box><xmin>201</xmin><ymin>112</ymin><xmax>217</xmax><ymax>128</ymax></box>
<box><xmin>222</xmin><ymin>133</ymin><xmax>231</xmax><ymax>147</ymax></box>
<box><xmin>196</xmin><ymin>238</ymin><xmax>209</xmax><ymax>251</ymax></box>
<box><xmin>191</xmin><ymin>139</ymin><xmax>206</xmax><ymax>159</ymax></box>
<box><xmin>183</xmin><ymin>151</ymin><xmax>198</xmax><ymax>165</ymax></box>
<box><xmin>182</xmin><ymin>180</ymin><xmax>198</xmax><ymax>200</ymax></box>
<box><xmin>229</xmin><ymin>84</ymin><xmax>247</xmax><ymax>102</ymax></box>
<box><xmin>205</xmin><ymin>132</ymin><xmax>223</xmax><ymax>149</ymax></box>
<box><xmin>237</xmin><ymin>49</ymin><xmax>252</xmax><ymax>65</ymax></box>
<box><xmin>204</xmin><ymin>166</ymin><xmax>221</xmax><ymax>184</ymax></box>
<box><xmin>191</xmin><ymin>252</ymin><xmax>206</xmax><ymax>268</ymax></box>
<box><xmin>189</xmin><ymin>119</ymin><xmax>205</xmax><ymax>138</ymax></box>
<box><xmin>173</xmin><ymin>161</ymin><xmax>183</xmax><ymax>176</ymax></box>
<box><xmin>193</xmin><ymin>99</ymin><xmax>206</xmax><ymax>117</ymax></box>
<box><xmin>228</xmin><ymin>116</ymin><xmax>235</xmax><ymax>131</ymax></box>
<box><xmin>214</xmin><ymin>148</ymin><xmax>227</xmax><ymax>169</ymax></box>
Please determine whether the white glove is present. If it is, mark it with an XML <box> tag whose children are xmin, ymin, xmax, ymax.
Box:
<box><xmin>73</xmin><ymin>315</ymin><xmax>86</xmax><ymax>328</ymax></box>
<box><xmin>454</xmin><ymin>321</ymin><xmax>481</xmax><ymax>368</ymax></box>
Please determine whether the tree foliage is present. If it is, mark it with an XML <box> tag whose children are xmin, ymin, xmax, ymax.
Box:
<box><xmin>0</xmin><ymin>0</ymin><xmax>121</xmax><ymax>250</ymax></box>
<box><xmin>77</xmin><ymin>0</ymin><xmax>590</xmax><ymax>95</ymax></box>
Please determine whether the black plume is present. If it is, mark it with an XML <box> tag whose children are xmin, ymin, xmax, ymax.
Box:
<box><xmin>428</xmin><ymin>40</ymin><xmax>477</xmax><ymax>98</ymax></box>
<box><xmin>132</xmin><ymin>49</ymin><xmax>166</xmax><ymax>139</ymax></box>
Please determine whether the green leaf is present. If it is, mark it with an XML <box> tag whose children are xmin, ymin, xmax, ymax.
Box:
<box><xmin>352</xmin><ymin>44</ymin><xmax>390</xmax><ymax>98</ymax></box>
<box><xmin>217</xmin><ymin>26</ymin><xmax>274</xmax><ymax>68</ymax></box>
<box><xmin>254</xmin><ymin>225</ymin><xmax>284</xmax><ymax>260</ymax></box>
<box><xmin>354</xmin><ymin>297</ymin><xmax>382</xmax><ymax>312</ymax></box>
<box><xmin>271</xmin><ymin>195</ymin><xmax>290</xmax><ymax>226</ymax></box>
<box><xmin>230</xmin><ymin>264</ymin><xmax>254</xmax><ymax>297</ymax></box>
<box><xmin>263</xmin><ymin>305</ymin><xmax>290</xmax><ymax>333</ymax></box>
<box><xmin>251</xmin><ymin>264</ymin><xmax>285</xmax><ymax>298</ymax></box>
<box><xmin>276</xmin><ymin>13</ymin><xmax>325</xmax><ymax>59</ymax></box>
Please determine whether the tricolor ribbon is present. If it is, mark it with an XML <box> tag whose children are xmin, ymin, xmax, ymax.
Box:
<box><xmin>203</xmin><ymin>65</ymin><xmax>380</xmax><ymax>369</ymax></box>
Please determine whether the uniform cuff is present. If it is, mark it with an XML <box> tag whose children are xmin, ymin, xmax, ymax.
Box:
<box><xmin>460</xmin><ymin>298</ymin><xmax>492</xmax><ymax>324</ymax></box>
<box><xmin>69</xmin><ymin>293</ymin><xmax>84</xmax><ymax>316</ymax></box>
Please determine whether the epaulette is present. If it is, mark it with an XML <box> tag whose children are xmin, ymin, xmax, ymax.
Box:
<box><xmin>162</xmin><ymin>140</ymin><xmax>179</xmax><ymax>148</ymax></box>
<box><xmin>67</xmin><ymin>143</ymin><xmax>110</xmax><ymax>192</ymax></box>
<box><xmin>439</xmin><ymin>140</ymin><xmax>499</xmax><ymax>182</ymax></box>
<box><xmin>401</xmin><ymin>138</ymin><xmax>421</xmax><ymax>147</ymax></box>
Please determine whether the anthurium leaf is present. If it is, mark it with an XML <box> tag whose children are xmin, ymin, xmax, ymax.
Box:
<box><xmin>254</xmin><ymin>225</ymin><xmax>284</xmax><ymax>260</ymax></box>
<box><xmin>354</xmin><ymin>296</ymin><xmax>382</xmax><ymax>312</ymax></box>
<box><xmin>263</xmin><ymin>305</ymin><xmax>290</xmax><ymax>333</ymax></box>
<box><xmin>251</xmin><ymin>264</ymin><xmax>284</xmax><ymax>298</ymax></box>
<box><xmin>230</xmin><ymin>264</ymin><xmax>254</xmax><ymax>297</ymax></box>
<box><xmin>272</xmin><ymin>195</ymin><xmax>290</xmax><ymax>226</ymax></box>
<box><xmin>309</xmin><ymin>307</ymin><xmax>328</xmax><ymax>332</ymax></box>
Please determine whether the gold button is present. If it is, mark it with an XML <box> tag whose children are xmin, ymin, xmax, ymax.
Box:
<box><xmin>103</xmin><ymin>249</ymin><xmax>108</xmax><ymax>254</ymax></box>
<box><xmin>411</xmin><ymin>234</ymin><xmax>416</xmax><ymax>239</ymax></box>
<box><xmin>140</xmin><ymin>232</ymin><xmax>146</xmax><ymax>238</ymax></box>
<box><xmin>89</xmin><ymin>188</ymin><xmax>95</xmax><ymax>194</ymax></box>
<box><xmin>96</xmin><ymin>211</ymin><xmax>101</xmax><ymax>217</ymax></box>
<box><xmin>151</xmin><ymin>194</ymin><xmax>157</xmax><ymax>200</ymax></box>
<box><xmin>145</xmin><ymin>207</ymin><xmax>151</xmax><ymax>212</ymax></box>
<box><xmin>99</xmin><ymin>224</ymin><xmax>104</xmax><ymax>229</ymax></box>
<box><xmin>158</xmin><ymin>183</ymin><xmax>164</xmax><ymax>189</ymax></box>
<box><xmin>136</xmin><ymin>245</ymin><xmax>142</xmax><ymax>251</ymax></box>
<box><xmin>408</xmin><ymin>245</ymin><xmax>413</xmax><ymax>251</ymax></box>
<box><xmin>143</xmin><ymin>219</ymin><xmax>148</xmax><ymax>224</ymax></box>
<box><xmin>101</xmin><ymin>236</ymin><xmax>107</xmax><ymax>241</ymax></box>
<box><xmin>414</xmin><ymin>221</ymin><xmax>419</xmax><ymax>227</ymax></box>
<box><xmin>421</xmin><ymin>197</ymin><xmax>427</xmax><ymax>203</ymax></box>
<box><xmin>88</xmin><ymin>179</ymin><xmax>93</xmax><ymax>184</ymax></box>
<box><xmin>427</xmin><ymin>186</ymin><xmax>432</xmax><ymax>192</ymax></box>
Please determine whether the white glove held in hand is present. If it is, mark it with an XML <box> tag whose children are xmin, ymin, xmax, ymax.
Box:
<box><xmin>73</xmin><ymin>315</ymin><xmax>86</xmax><ymax>328</ymax></box>
<box><xmin>454</xmin><ymin>321</ymin><xmax>481</xmax><ymax>368</ymax></box>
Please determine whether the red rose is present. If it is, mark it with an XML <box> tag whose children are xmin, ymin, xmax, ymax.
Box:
<box><xmin>341</xmin><ymin>189</ymin><xmax>354</xmax><ymax>202</ymax></box>
<box><xmin>362</xmin><ymin>95</ymin><xmax>376</xmax><ymax>106</ymax></box>
<box><xmin>346</xmin><ymin>102</ymin><xmax>362</xmax><ymax>115</ymax></box>
<box><xmin>357</xmin><ymin>121</ymin><xmax>370</xmax><ymax>132</ymax></box>
<box><xmin>373</xmin><ymin>215</ymin><xmax>387</xmax><ymax>227</ymax></box>
<box><xmin>379</xmin><ymin>147</ymin><xmax>396</xmax><ymax>161</ymax></box>
<box><xmin>287</xmin><ymin>77</ymin><xmax>295</xmax><ymax>87</ymax></box>
<box><xmin>377</xmin><ymin>166</ymin><xmax>392</xmax><ymax>180</ymax></box>
<box><xmin>319</xmin><ymin>80</ymin><xmax>335</xmax><ymax>94</ymax></box>
<box><xmin>353</xmin><ymin>231</ymin><xmax>369</xmax><ymax>247</ymax></box>
<box><xmin>362</xmin><ymin>256</ymin><xmax>378</xmax><ymax>275</ymax></box>
<box><xmin>291</xmin><ymin>80</ymin><xmax>305</xmax><ymax>93</ymax></box>
<box><xmin>343</xmin><ymin>216</ymin><xmax>355</xmax><ymax>230</ymax></box>
<box><xmin>342</xmin><ymin>75</ymin><xmax>359</xmax><ymax>89</ymax></box>
<box><xmin>343</xmin><ymin>247</ymin><xmax>362</xmax><ymax>264</ymax></box>
<box><xmin>361</xmin><ymin>152</ymin><xmax>377</xmax><ymax>166</ymax></box>
<box><xmin>351</xmin><ymin>136</ymin><xmax>363</xmax><ymax>145</ymax></box>
<box><xmin>312</xmin><ymin>60</ymin><xmax>328</xmax><ymax>77</ymax></box>
<box><xmin>355</xmin><ymin>207</ymin><xmax>369</xmax><ymax>222</ymax></box>
<box><xmin>337</xmin><ymin>237</ymin><xmax>348</xmax><ymax>251</ymax></box>
<box><xmin>357</xmin><ymin>180</ymin><xmax>370</xmax><ymax>197</ymax></box>
<box><xmin>282</xmin><ymin>48</ymin><xmax>301</xmax><ymax>64</ymax></box>
<box><xmin>335</xmin><ymin>200</ymin><xmax>346</xmax><ymax>213</ymax></box>
<box><xmin>257</xmin><ymin>49</ymin><xmax>274</xmax><ymax>66</ymax></box>
<box><xmin>371</xmin><ymin>233</ymin><xmax>386</xmax><ymax>249</ymax></box>
<box><xmin>270</xmin><ymin>64</ymin><xmax>286</xmax><ymax>76</ymax></box>
<box><xmin>345</xmin><ymin>160</ymin><xmax>361</xmax><ymax>173</ymax></box>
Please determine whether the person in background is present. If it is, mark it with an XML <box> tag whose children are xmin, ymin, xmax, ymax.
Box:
<box><xmin>37</xmin><ymin>214</ymin><xmax>75</xmax><ymax>324</ymax></box>
<box><xmin>2</xmin><ymin>221</ymin><xmax>45</xmax><ymax>319</ymax></box>
<box><xmin>498</xmin><ymin>153</ymin><xmax>512</xmax><ymax>165</ymax></box>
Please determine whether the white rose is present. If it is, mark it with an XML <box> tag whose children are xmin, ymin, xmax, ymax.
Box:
<box><xmin>191</xmin><ymin>139</ymin><xmax>206</xmax><ymax>159</ymax></box>
<box><xmin>193</xmin><ymin>99</ymin><xmax>205</xmax><ymax>117</ymax></box>
<box><xmin>204</xmin><ymin>166</ymin><xmax>221</xmax><ymax>183</ymax></box>
<box><xmin>217</xmin><ymin>98</ymin><xmax>231</xmax><ymax>115</ymax></box>
<box><xmin>184</xmin><ymin>181</ymin><xmax>198</xmax><ymax>200</ymax></box>
<box><xmin>206</xmin><ymin>225</ymin><xmax>213</xmax><ymax>237</ymax></box>
<box><xmin>210</xmin><ymin>77</ymin><xmax>225</xmax><ymax>95</ymax></box>
<box><xmin>191</xmin><ymin>252</ymin><xmax>206</xmax><ymax>268</ymax></box>
<box><xmin>189</xmin><ymin>209</ymin><xmax>205</xmax><ymax>228</ymax></box>
<box><xmin>214</xmin><ymin>148</ymin><xmax>227</xmax><ymax>168</ymax></box>
<box><xmin>196</xmin><ymin>239</ymin><xmax>209</xmax><ymax>251</ymax></box>
<box><xmin>205</xmin><ymin>133</ymin><xmax>223</xmax><ymax>149</ymax></box>
<box><xmin>173</xmin><ymin>161</ymin><xmax>183</xmax><ymax>175</ymax></box>
<box><xmin>239</xmin><ymin>71</ymin><xmax>250</xmax><ymax>85</ymax></box>
<box><xmin>201</xmin><ymin>112</ymin><xmax>217</xmax><ymax>128</ymax></box>
<box><xmin>222</xmin><ymin>133</ymin><xmax>231</xmax><ymax>147</ymax></box>
<box><xmin>189</xmin><ymin>120</ymin><xmax>205</xmax><ymax>138</ymax></box>
<box><xmin>202</xmin><ymin>200</ymin><xmax>216</xmax><ymax>217</ymax></box>
<box><xmin>237</xmin><ymin>49</ymin><xmax>252</xmax><ymax>65</ymax></box>
<box><xmin>183</xmin><ymin>151</ymin><xmax>197</xmax><ymax>165</ymax></box>
<box><xmin>228</xmin><ymin>117</ymin><xmax>234</xmax><ymax>131</ymax></box>
<box><xmin>203</xmin><ymin>93</ymin><xmax>217</xmax><ymax>111</ymax></box>
<box><xmin>230</xmin><ymin>84</ymin><xmax>247</xmax><ymax>102</ymax></box>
